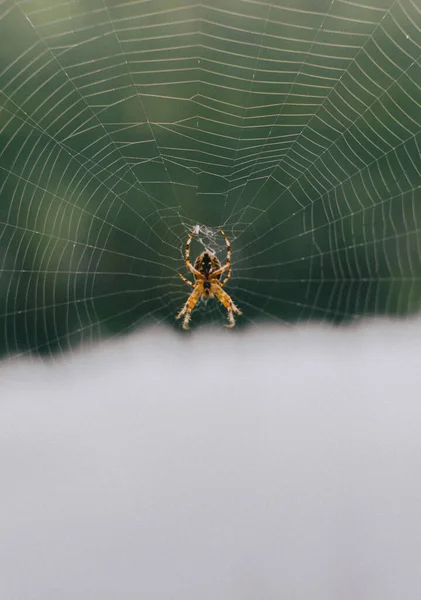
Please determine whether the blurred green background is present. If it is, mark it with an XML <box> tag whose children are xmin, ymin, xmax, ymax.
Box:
<box><xmin>1</xmin><ymin>0</ymin><xmax>421</xmax><ymax>356</ymax></box>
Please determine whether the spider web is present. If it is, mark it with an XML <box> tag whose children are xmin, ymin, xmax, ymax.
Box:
<box><xmin>1</xmin><ymin>0</ymin><xmax>421</xmax><ymax>357</ymax></box>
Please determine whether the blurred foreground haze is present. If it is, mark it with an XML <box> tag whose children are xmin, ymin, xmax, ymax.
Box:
<box><xmin>1</xmin><ymin>321</ymin><xmax>421</xmax><ymax>599</ymax></box>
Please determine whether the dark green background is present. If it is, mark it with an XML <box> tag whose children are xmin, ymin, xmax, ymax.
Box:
<box><xmin>1</xmin><ymin>0</ymin><xmax>421</xmax><ymax>356</ymax></box>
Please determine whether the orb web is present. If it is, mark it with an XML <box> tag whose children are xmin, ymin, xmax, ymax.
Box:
<box><xmin>1</xmin><ymin>0</ymin><xmax>421</xmax><ymax>357</ymax></box>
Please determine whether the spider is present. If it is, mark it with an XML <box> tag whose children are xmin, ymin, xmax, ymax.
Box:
<box><xmin>176</xmin><ymin>228</ymin><xmax>242</xmax><ymax>330</ymax></box>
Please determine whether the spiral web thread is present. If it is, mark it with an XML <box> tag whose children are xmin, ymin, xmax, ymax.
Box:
<box><xmin>1</xmin><ymin>0</ymin><xmax>421</xmax><ymax>357</ymax></box>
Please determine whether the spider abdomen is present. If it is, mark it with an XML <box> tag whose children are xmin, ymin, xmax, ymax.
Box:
<box><xmin>194</xmin><ymin>251</ymin><xmax>221</xmax><ymax>279</ymax></box>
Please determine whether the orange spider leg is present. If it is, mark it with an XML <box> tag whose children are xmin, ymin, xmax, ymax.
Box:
<box><xmin>214</xmin><ymin>286</ymin><xmax>242</xmax><ymax>328</ymax></box>
<box><xmin>185</xmin><ymin>228</ymin><xmax>204</xmax><ymax>279</ymax></box>
<box><xmin>212</xmin><ymin>229</ymin><xmax>231</xmax><ymax>278</ymax></box>
<box><xmin>176</xmin><ymin>284</ymin><xmax>202</xmax><ymax>330</ymax></box>
<box><xmin>219</xmin><ymin>267</ymin><xmax>232</xmax><ymax>287</ymax></box>
<box><xmin>178</xmin><ymin>272</ymin><xmax>194</xmax><ymax>287</ymax></box>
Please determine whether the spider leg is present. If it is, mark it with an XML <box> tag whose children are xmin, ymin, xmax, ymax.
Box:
<box><xmin>176</xmin><ymin>285</ymin><xmax>202</xmax><ymax>330</ymax></box>
<box><xmin>211</xmin><ymin>229</ymin><xmax>231</xmax><ymax>278</ymax></box>
<box><xmin>219</xmin><ymin>267</ymin><xmax>232</xmax><ymax>287</ymax></box>
<box><xmin>178</xmin><ymin>272</ymin><xmax>194</xmax><ymax>287</ymax></box>
<box><xmin>214</xmin><ymin>286</ymin><xmax>242</xmax><ymax>328</ymax></box>
<box><xmin>185</xmin><ymin>228</ymin><xmax>204</xmax><ymax>279</ymax></box>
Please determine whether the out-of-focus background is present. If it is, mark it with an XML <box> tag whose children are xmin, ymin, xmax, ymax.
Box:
<box><xmin>2</xmin><ymin>3</ymin><xmax>421</xmax><ymax>598</ymax></box>
<box><xmin>1</xmin><ymin>0</ymin><xmax>421</xmax><ymax>357</ymax></box>
<box><xmin>1</xmin><ymin>322</ymin><xmax>421</xmax><ymax>599</ymax></box>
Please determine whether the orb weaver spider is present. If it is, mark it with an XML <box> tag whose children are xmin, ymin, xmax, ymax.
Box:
<box><xmin>176</xmin><ymin>228</ymin><xmax>242</xmax><ymax>330</ymax></box>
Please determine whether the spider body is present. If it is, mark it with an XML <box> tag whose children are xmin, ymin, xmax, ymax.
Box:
<box><xmin>194</xmin><ymin>251</ymin><xmax>221</xmax><ymax>298</ymax></box>
<box><xmin>176</xmin><ymin>229</ymin><xmax>242</xmax><ymax>329</ymax></box>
